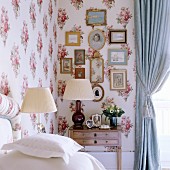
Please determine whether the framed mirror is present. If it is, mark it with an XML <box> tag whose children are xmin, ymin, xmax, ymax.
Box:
<box><xmin>90</xmin><ymin>57</ymin><xmax>104</xmax><ymax>83</ymax></box>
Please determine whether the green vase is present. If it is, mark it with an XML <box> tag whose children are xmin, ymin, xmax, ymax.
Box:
<box><xmin>110</xmin><ymin>117</ymin><xmax>117</xmax><ymax>127</ymax></box>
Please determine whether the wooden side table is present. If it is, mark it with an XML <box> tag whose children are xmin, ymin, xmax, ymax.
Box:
<box><xmin>69</xmin><ymin>125</ymin><xmax>122</xmax><ymax>170</ymax></box>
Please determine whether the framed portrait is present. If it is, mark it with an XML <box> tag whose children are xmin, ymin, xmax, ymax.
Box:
<box><xmin>65</xmin><ymin>32</ymin><xmax>81</xmax><ymax>46</ymax></box>
<box><xmin>109</xmin><ymin>29</ymin><xmax>127</xmax><ymax>44</ymax></box>
<box><xmin>74</xmin><ymin>49</ymin><xmax>85</xmax><ymax>65</ymax></box>
<box><xmin>88</xmin><ymin>29</ymin><xmax>106</xmax><ymax>51</ymax></box>
<box><xmin>86</xmin><ymin>9</ymin><xmax>107</xmax><ymax>26</ymax></box>
<box><xmin>60</xmin><ymin>58</ymin><xmax>72</xmax><ymax>74</ymax></box>
<box><xmin>86</xmin><ymin>119</ymin><xmax>94</xmax><ymax>128</ymax></box>
<box><xmin>90</xmin><ymin>57</ymin><xmax>104</xmax><ymax>83</ymax></box>
<box><xmin>110</xmin><ymin>69</ymin><xmax>127</xmax><ymax>90</ymax></box>
<box><xmin>92</xmin><ymin>114</ymin><xmax>102</xmax><ymax>127</ymax></box>
<box><xmin>75</xmin><ymin>68</ymin><xmax>85</xmax><ymax>79</ymax></box>
<box><xmin>92</xmin><ymin>84</ymin><xmax>104</xmax><ymax>102</ymax></box>
<box><xmin>108</xmin><ymin>49</ymin><xmax>128</xmax><ymax>65</ymax></box>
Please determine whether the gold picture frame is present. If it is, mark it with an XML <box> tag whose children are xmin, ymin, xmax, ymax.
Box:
<box><xmin>74</xmin><ymin>49</ymin><xmax>85</xmax><ymax>65</ymax></box>
<box><xmin>110</xmin><ymin>69</ymin><xmax>127</xmax><ymax>90</ymax></box>
<box><xmin>60</xmin><ymin>58</ymin><xmax>72</xmax><ymax>74</ymax></box>
<box><xmin>86</xmin><ymin>9</ymin><xmax>107</xmax><ymax>26</ymax></box>
<box><xmin>88</xmin><ymin>29</ymin><xmax>106</xmax><ymax>51</ymax></box>
<box><xmin>65</xmin><ymin>32</ymin><xmax>81</xmax><ymax>46</ymax></box>
<box><xmin>90</xmin><ymin>57</ymin><xmax>104</xmax><ymax>83</ymax></box>
<box><xmin>75</xmin><ymin>68</ymin><xmax>85</xmax><ymax>79</ymax></box>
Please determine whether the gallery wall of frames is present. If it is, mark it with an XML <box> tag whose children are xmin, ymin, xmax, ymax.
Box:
<box><xmin>57</xmin><ymin>0</ymin><xmax>136</xmax><ymax>163</ymax></box>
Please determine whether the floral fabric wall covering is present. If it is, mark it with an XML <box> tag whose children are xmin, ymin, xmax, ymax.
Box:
<box><xmin>0</xmin><ymin>1</ymin><xmax>58</xmax><ymax>136</ymax></box>
<box><xmin>57</xmin><ymin>0</ymin><xmax>135</xmax><ymax>154</ymax></box>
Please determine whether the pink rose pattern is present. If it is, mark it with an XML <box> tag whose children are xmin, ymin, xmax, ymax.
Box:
<box><xmin>37</xmin><ymin>0</ymin><xmax>43</xmax><ymax>12</ymax></box>
<box><xmin>29</xmin><ymin>52</ymin><xmax>37</xmax><ymax>79</ymax></box>
<box><xmin>57</xmin><ymin>44</ymin><xmax>68</xmax><ymax>60</ymax></box>
<box><xmin>12</xmin><ymin>0</ymin><xmax>20</xmax><ymax>18</ymax></box>
<box><xmin>0</xmin><ymin>73</ymin><xmax>10</xmax><ymax>96</ymax></box>
<box><xmin>38</xmin><ymin>78</ymin><xmax>43</xmax><ymax>87</ymax></box>
<box><xmin>10</xmin><ymin>44</ymin><xmax>20</xmax><ymax>77</ymax></box>
<box><xmin>22</xmin><ymin>130</ymin><xmax>29</xmax><ymax>138</ymax></box>
<box><xmin>50</xmin><ymin>79</ymin><xmax>53</xmax><ymax>94</ymax></box>
<box><xmin>21</xmin><ymin>21</ymin><xmax>29</xmax><ymax>53</ymax></box>
<box><xmin>53</xmin><ymin>60</ymin><xmax>57</xmax><ymax>81</ymax></box>
<box><xmin>21</xmin><ymin>75</ymin><xmax>28</xmax><ymax>99</ymax></box>
<box><xmin>58</xmin><ymin>116</ymin><xmax>69</xmax><ymax>136</ymax></box>
<box><xmin>121</xmin><ymin>44</ymin><xmax>132</xmax><ymax>60</ymax></box>
<box><xmin>0</xmin><ymin>7</ymin><xmax>10</xmax><ymax>46</ymax></box>
<box><xmin>116</xmin><ymin>7</ymin><xmax>132</xmax><ymax>28</ymax></box>
<box><xmin>30</xmin><ymin>113</ymin><xmax>37</xmax><ymax>130</ymax></box>
<box><xmin>101</xmin><ymin>96</ymin><xmax>115</xmax><ymax>110</ymax></box>
<box><xmin>118</xmin><ymin>80</ymin><xmax>133</xmax><ymax>101</ymax></box>
<box><xmin>37</xmin><ymin>32</ymin><xmax>43</xmax><ymax>58</ymax></box>
<box><xmin>43</xmin><ymin>57</ymin><xmax>48</xmax><ymax>79</ymax></box>
<box><xmin>49</xmin><ymin>119</ymin><xmax>54</xmax><ymax>134</ymax></box>
<box><xmin>104</xmin><ymin>60</ymin><xmax>116</xmax><ymax>80</ymax></box>
<box><xmin>69</xmin><ymin>101</ymin><xmax>85</xmax><ymax>113</ymax></box>
<box><xmin>58</xmin><ymin>8</ymin><xmax>69</xmax><ymax>30</ymax></box>
<box><xmin>43</xmin><ymin>14</ymin><xmax>48</xmax><ymax>37</ymax></box>
<box><xmin>70</xmin><ymin>0</ymin><xmax>84</xmax><ymax>10</ymax></box>
<box><xmin>85</xmin><ymin>48</ymin><xmax>96</xmax><ymax>60</ymax></box>
<box><xmin>103</xmin><ymin>25</ymin><xmax>113</xmax><ymax>43</ymax></box>
<box><xmin>121</xmin><ymin>115</ymin><xmax>133</xmax><ymax>137</ymax></box>
<box><xmin>29</xmin><ymin>2</ymin><xmax>36</xmax><ymax>29</ymax></box>
<box><xmin>102</xmin><ymin>0</ymin><xmax>115</xmax><ymax>9</ymax></box>
<box><xmin>48</xmin><ymin>0</ymin><xmax>53</xmax><ymax>21</ymax></box>
<box><xmin>48</xmin><ymin>38</ymin><xmax>53</xmax><ymax>61</ymax></box>
<box><xmin>58</xmin><ymin>80</ymin><xmax>66</xmax><ymax>101</ymax></box>
<box><xmin>53</xmin><ymin>22</ymin><xmax>57</xmax><ymax>44</ymax></box>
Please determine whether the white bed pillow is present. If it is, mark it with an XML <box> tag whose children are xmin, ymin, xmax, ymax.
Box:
<box><xmin>2</xmin><ymin>133</ymin><xmax>83</xmax><ymax>164</ymax></box>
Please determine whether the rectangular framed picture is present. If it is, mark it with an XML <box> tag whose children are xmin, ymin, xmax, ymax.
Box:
<box><xmin>60</xmin><ymin>58</ymin><xmax>72</xmax><ymax>74</ymax></box>
<box><xmin>92</xmin><ymin>114</ymin><xmax>101</xmax><ymax>127</ymax></box>
<box><xmin>74</xmin><ymin>49</ymin><xmax>85</xmax><ymax>65</ymax></box>
<box><xmin>75</xmin><ymin>68</ymin><xmax>85</xmax><ymax>79</ymax></box>
<box><xmin>86</xmin><ymin>9</ymin><xmax>107</xmax><ymax>26</ymax></box>
<box><xmin>109</xmin><ymin>29</ymin><xmax>127</xmax><ymax>44</ymax></box>
<box><xmin>108</xmin><ymin>49</ymin><xmax>128</xmax><ymax>65</ymax></box>
<box><xmin>65</xmin><ymin>32</ymin><xmax>81</xmax><ymax>46</ymax></box>
<box><xmin>110</xmin><ymin>69</ymin><xmax>127</xmax><ymax>90</ymax></box>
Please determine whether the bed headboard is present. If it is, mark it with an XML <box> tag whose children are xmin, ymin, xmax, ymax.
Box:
<box><xmin>0</xmin><ymin>93</ymin><xmax>21</xmax><ymax>142</ymax></box>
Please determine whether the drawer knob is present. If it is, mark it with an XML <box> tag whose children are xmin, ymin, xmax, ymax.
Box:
<box><xmin>94</xmin><ymin>140</ymin><xmax>97</xmax><ymax>144</ymax></box>
<box><xmin>106</xmin><ymin>141</ymin><xmax>108</xmax><ymax>143</ymax></box>
<box><xmin>94</xmin><ymin>133</ymin><xmax>97</xmax><ymax>137</ymax></box>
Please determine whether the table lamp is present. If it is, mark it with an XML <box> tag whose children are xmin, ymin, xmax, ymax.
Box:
<box><xmin>21</xmin><ymin>87</ymin><xmax>57</xmax><ymax>133</ymax></box>
<box><xmin>63</xmin><ymin>79</ymin><xmax>94</xmax><ymax>129</ymax></box>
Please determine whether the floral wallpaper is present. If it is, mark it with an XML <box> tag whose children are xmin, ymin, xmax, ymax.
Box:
<box><xmin>0</xmin><ymin>0</ymin><xmax>58</xmax><ymax>136</ymax></box>
<box><xmin>57</xmin><ymin>0</ymin><xmax>135</xmax><ymax>155</ymax></box>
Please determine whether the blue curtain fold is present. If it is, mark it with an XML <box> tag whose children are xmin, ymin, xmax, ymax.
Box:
<box><xmin>134</xmin><ymin>0</ymin><xmax>170</xmax><ymax>170</ymax></box>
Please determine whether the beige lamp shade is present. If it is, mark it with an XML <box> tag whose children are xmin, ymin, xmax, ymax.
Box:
<box><xmin>63</xmin><ymin>79</ymin><xmax>94</xmax><ymax>100</ymax></box>
<box><xmin>21</xmin><ymin>87</ymin><xmax>57</xmax><ymax>113</ymax></box>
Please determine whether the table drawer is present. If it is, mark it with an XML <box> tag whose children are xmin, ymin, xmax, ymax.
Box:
<box><xmin>73</xmin><ymin>131</ymin><xmax>119</xmax><ymax>139</ymax></box>
<box><xmin>75</xmin><ymin>139</ymin><xmax>119</xmax><ymax>146</ymax></box>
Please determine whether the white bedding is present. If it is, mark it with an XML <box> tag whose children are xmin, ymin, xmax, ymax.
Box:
<box><xmin>0</xmin><ymin>151</ymin><xmax>106</xmax><ymax>170</ymax></box>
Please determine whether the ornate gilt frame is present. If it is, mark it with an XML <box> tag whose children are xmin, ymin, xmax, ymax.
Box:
<box><xmin>65</xmin><ymin>32</ymin><xmax>81</xmax><ymax>46</ymax></box>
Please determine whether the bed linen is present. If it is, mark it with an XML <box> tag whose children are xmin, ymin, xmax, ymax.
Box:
<box><xmin>0</xmin><ymin>150</ymin><xmax>106</xmax><ymax>170</ymax></box>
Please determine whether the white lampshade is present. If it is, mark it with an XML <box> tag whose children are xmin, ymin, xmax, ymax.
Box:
<box><xmin>63</xmin><ymin>79</ymin><xmax>94</xmax><ymax>100</ymax></box>
<box><xmin>21</xmin><ymin>87</ymin><xmax>57</xmax><ymax>113</ymax></box>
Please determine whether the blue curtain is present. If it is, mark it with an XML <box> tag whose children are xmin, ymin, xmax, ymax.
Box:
<box><xmin>134</xmin><ymin>1</ymin><xmax>170</xmax><ymax>170</ymax></box>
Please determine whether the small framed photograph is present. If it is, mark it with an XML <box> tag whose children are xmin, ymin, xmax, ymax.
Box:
<box><xmin>108</xmin><ymin>49</ymin><xmax>128</xmax><ymax>65</ymax></box>
<box><xmin>75</xmin><ymin>68</ymin><xmax>85</xmax><ymax>79</ymax></box>
<box><xmin>74</xmin><ymin>49</ymin><xmax>85</xmax><ymax>65</ymax></box>
<box><xmin>60</xmin><ymin>58</ymin><xmax>72</xmax><ymax>74</ymax></box>
<box><xmin>92</xmin><ymin>114</ymin><xmax>102</xmax><ymax>127</ymax></box>
<box><xmin>92</xmin><ymin>84</ymin><xmax>104</xmax><ymax>102</ymax></box>
<box><xmin>88</xmin><ymin>29</ymin><xmax>106</xmax><ymax>51</ymax></box>
<box><xmin>110</xmin><ymin>69</ymin><xmax>127</xmax><ymax>90</ymax></box>
<box><xmin>109</xmin><ymin>29</ymin><xmax>127</xmax><ymax>44</ymax></box>
<box><xmin>65</xmin><ymin>32</ymin><xmax>81</xmax><ymax>46</ymax></box>
<box><xmin>86</xmin><ymin>119</ymin><xmax>94</xmax><ymax>128</ymax></box>
<box><xmin>86</xmin><ymin>9</ymin><xmax>107</xmax><ymax>26</ymax></box>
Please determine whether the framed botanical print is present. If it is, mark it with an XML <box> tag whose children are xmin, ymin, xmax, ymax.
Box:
<box><xmin>109</xmin><ymin>29</ymin><xmax>127</xmax><ymax>44</ymax></box>
<box><xmin>65</xmin><ymin>32</ymin><xmax>81</xmax><ymax>46</ymax></box>
<box><xmin>88</xmin><ymin>29</ymin><xmax>106</xmax><ymax>51</ymax></box>
<box><xmin>75</xmin><ymin>68</ymin><xmax>85</xmax><ymax>79</ymax></box>
<box><xmin>92</xmin><ymin>84</ymin><xmax>104</xmax><ymax>102</ymax></box>
<box><xmin>60</xmin><ymin>58</ymin><xmax>72</xmax><ymax>74</ymax></box>
<box><xmin>86</xmin><ymin>9</ymin><xmax>107</xmax><ymax>26</ymax></box>
<box><xmin>110</xmin><ymin>69</ymin><xmax>127</xmax><ymax>90</ymax></box>
<box><xmin>74</xmin><ymin>49</ymin><xmax>85</xmax><ymax>65</ymax></box>
<box><xmin>108</xmin><ymin>49</ymin><xmax>128</xmax><ymax>65</ymax></box>
<box><xmin>90</xmin><ymin>57</ymin><xmax>104</xmax><ymax>83</ymax></box>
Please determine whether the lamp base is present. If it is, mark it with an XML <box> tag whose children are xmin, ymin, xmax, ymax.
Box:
<box><xmin>72</xmin><ymin>100</ymin><xmax>85</xmax><ymax>129</ymax></box>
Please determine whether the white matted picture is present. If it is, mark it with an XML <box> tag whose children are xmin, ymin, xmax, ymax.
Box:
<box><xmin>109</xmin><ymin>29</ymin><xmax>127</xmax><ymax>44</ymax></box>
<box><xmin>108</xmin><ymin>49</ymin><xmax>128</xmax><ymax>65</ymax></box>
<box><xmin>92</xmin><ymin>114</ymin><xmax>102</xmax><ymax>127</ymax></box>
<box><xmin>110</xmin><ymin>69</ymin><xmax>127</xmax><ymax>90</ymax></box>
<box><xmin>65</xmin><ymin>32</ymin><xmax>81</xmax><ymax>46</ymax></box>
